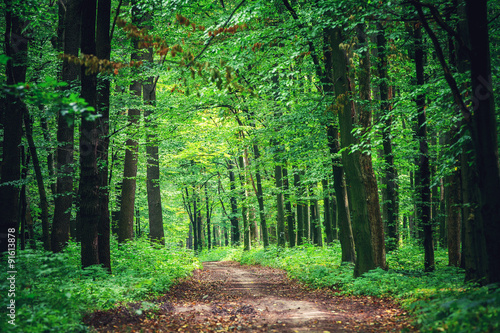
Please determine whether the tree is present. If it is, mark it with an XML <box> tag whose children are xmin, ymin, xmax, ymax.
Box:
<box><xmin>51</xmin><ymin>0</ymin><xmax>80</xmax><ymax>253</ymax></box>
<box><xmin>375</xmin><ymin>22</ymin><xmax>399</xmax><ymax>251</ymax></box>
<box><xmin>413</xmin><ymin>23</ymin><xmax>435</xmax><ymax>272</ymax></box>
<box><xmin>330</xmin><ymin>25</ymin><xmax>385</xmax><ymax>277</ymax></box>
<box><xmin>79</xmin><ymin>0</ymin><xmax>100</xmax><ymax>268</ymax></box>
<box><xmin>0</xmin><ymin>0</ymin><xmax>28</xmax><ymax>253</ymax></box>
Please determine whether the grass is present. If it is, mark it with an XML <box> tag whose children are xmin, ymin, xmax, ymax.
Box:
<box><xmin>203</xmin><ymin>242</ymin><xmax>500</xmax><ymax>333</ymax></box>
<box><xmin>0</xmin><ymin>237</ymin><xmax>200</xmax><ymax>333</ymax></box>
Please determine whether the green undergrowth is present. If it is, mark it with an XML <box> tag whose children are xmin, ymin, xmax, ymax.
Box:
<box><xmin>0</xmin><ymin>237</ymin><xmax>200</xmax><ymax>333</ymax></box>
<box><xmin>207</xmin><ymin>242</ymin><xmax>499</xmax><ymax>333</ymax></box>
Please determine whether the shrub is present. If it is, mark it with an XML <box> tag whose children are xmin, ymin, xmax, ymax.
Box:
<box><xmin>0</xmin><ymin>237</ymin><xmax>200</xmax><ymax>332</ymax></box>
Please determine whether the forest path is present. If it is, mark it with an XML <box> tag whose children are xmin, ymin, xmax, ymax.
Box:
<box><xmin>86</xmin><ymin>261</ymin><xmax>415</xmax><ymax>332</ymax></box>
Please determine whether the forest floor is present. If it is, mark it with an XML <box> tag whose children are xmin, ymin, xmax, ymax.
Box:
<box><xmin>85</xmin><ymin>261</ymin><xmax>416</xmax><ymax>332</ymax></box>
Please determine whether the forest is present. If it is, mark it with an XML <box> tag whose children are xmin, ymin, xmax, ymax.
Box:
<box><xmin>1</xmin><ymin>0</ymin><xmax>499</xmax><ymax>331</ymax></box>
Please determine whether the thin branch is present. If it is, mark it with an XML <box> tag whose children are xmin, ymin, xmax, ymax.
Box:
<box><xmin>110</xmin><ymin>0</ymin><xmax>124</xmax><ymax>41</ymax></box>
<box><xmin>187</xmin><ymin>0</ymin><xmax>247</xmax><ymax>67</ymax></box>
<box><xmin>412</xmin><ymin>1</ymin><xmax>471</xmax><ymax>121</ymax></box>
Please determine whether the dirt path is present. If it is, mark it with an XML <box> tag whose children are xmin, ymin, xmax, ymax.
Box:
<box><xmin>86</xmin><ymin>261</ymin><xmax>416</xmax><ymax>332</ymax></box>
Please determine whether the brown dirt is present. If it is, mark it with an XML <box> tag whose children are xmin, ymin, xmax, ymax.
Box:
<box><xmin>85</xmin><ymin>261</ymin><xmax>417</xmax><ymax>332</ymax></box>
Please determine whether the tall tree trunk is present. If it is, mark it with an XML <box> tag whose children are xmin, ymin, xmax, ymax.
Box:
<box><xmin>238</xmin><ymin>156</ymin><xmax>251</xmax><ymax>251</ymax></box>
<box><xmin>322</xmin><ymin>178</ymin><xmax>334</xmax><ymax>244</ymax></box>
<box><xmin>376</xmin><ymin>22</ymin><xmax>399</xmax><ymax>251</ymax></box>
<box><xmin>228</xmin><ymin>160</ymin><xmax>240</xmax><ymax>245</ymax></box>
<box><xmin>23</xmin><ymin>112</ymin><xmax>50</xmax><ymax>250</ymax></box>
<box><xmin>19</xmin><ymin>149</ymin><xmax>28</xmax><ymax>250</ymax></box>
<box><xmin>282</xmin><ymin>166</ymin><xmax>295</xmax><ymax>247</ymax></box>
<box><xmin>253</xmin><ymin>144</ymin><xmax>269</xmax><ymax>247</ymax></box>
<box><xmin>118</xmin><ymin>83</ymin><xmax>140</xmax><ymax>242</ymax></box>
<box><xmin>294</xmin><ymin>170</ymin><xmax>304</xmax><ymax>246</ymax></box>
<box><xmin>117</xmin><ymin>37</ymin><xmax>142</xmax><ymax>243</ymax></box>
<box><xmin>52</xmin><ymin>2</ymin><xmax>78</xmax><ymax>252</ymax></box>
<box><xmin>356</xmin><ymin>24</ymin><xmax>386</xmax><ymax>270</ymax></box>
<box><xmin>96</xmin><ymin>0</ymin><xmax>111</xmax><ymax>271</ymax></box>
<box><xmin>79</xmin><ymin>0</ymin><xmax>100</xmax><ymax>268</ymax></box>
<box><xmin>455</xmin><ymin>0</ymin><xmax>488</xmax><ymax>282</ymax></box>
<box><xmin>0</xmin><ymin>0</ymin><xmax>28</xmax><ymax>253</ymax></box>
<box><xmin>205</xmin><ymin>184</ymin><xmax>211</xmax><ymax>250</ymax></box>
<box><xmin>191</xmin><ymin>191</ymin><xmax>199</xmax><ymax>251</ymax></box>
<box><xmin>465</xmin><ymin>0</ymin><xmax>500</xmax><ymax>285</ymax></box>
<box><xmin>196</xmin><ymin>194</ymin><xmax>203</xmax><ymax>250</ymax></box>
<box><xmin>309</xmin><ymin>184</ymin><xmax>321</xmax><ymax>246</ymax></box>
<box><xmin>414</xmin><ymin>24</ymin><xmax>435</xmax><ymax>272</ymax></box>
<box><xmin>275</xmin><ymin>163</ymin><xmax>286</xmax><ymax>247</ymax></box>
<box><xmin>52</xmin><ymin>0</ymin><xmax>78</xmax><ymax>254</ymax></box>
<box><xmin>331</xmin><ymin>26</ymin><xmax>378</xmax><ymax>276</ymax></box>
<box><xmin>445</xmin><ymin>133</ymin><xmax>462</xmax><ymax>266</ymax></box>
<box><xmin>144</xmin><ymin>49</ymin><xmax>165</xmax><ymax>245</ymax></box>
<box><xmin>324</xmin><ymin>27</ymin><xmax>355</xmax><ymax>263</ymax></box>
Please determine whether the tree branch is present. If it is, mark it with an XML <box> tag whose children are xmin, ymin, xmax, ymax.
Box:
<box><xmin>412</xmin><ymin>1</ymin><xmax>471</xmax><ymax>121</ymax></box>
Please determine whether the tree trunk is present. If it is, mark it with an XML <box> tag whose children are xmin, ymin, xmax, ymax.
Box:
<box><xmin>238</xmin><ymin>156</ymin><xmax>251</xmax><ymax>251</ymax></box>
<box><xmin>455</xmin><ymin>0</ymin><xmax>488</xmax><ymax>282</ymax></box>
<box><xmin>205</xmin><ymin>184</ymin><xmax>211</xmax><ymax>250</ymax></box>
<box><xmin>52</xmin><ymin>0</ymin><xmax>79</xmax><ymax>253</ymax></box>
<box><xmin>294</xmin><ymin>170</ymin><xmax>304</xmax><ymax>246</ymax></box>
<box><xmin>23</xmin><ymin>111</ymin><xmax>50</xmax><ymax>250</ymax></box>
<box><xmin>330</xmin><ymin>26</ymin><xmax>377</xmax><ymax>276</ymax></box>
<box><xmin>376</xmin><ymin>22</ymin><xmax>399</xmax><ymax>251</ymax></box>
<box><xmin>275</xmin><ymin>163</ymin><xmax>286</xmax><ymax>247</ymax></box>
<box><xmin>356</xmin><ymin>24</ymin><xmax>386</xmax><ymax>270</ymax></box>
<box><xmin>445</xmin><ymin>152</ymin><xmax>461</xmax><ymax>267</ymax></box>
<box><xmin>228</xmin><ymin>160</ymin><xmax>240</xmax><ymax>245</ymax></box>
<box><xmin>79</xmin><ymin>0</ymin><xmax>100</xmax><ymax>268</ymax></box>
<box><xmin>414</xmin><ymin>24</ymin><xmax>435</xmax><ymax>272</ymax></box>
<box><xmin>323</xmin><ymin>27</ymin><xmax>355</xmax><ymax>263</ymax></box>
<box><xmin>465</xmin><ymin>0</ymin><xmax>500</xmax><ymax>285</ymax></box>
<box><xmin>322</xmin><ymin>178</ymin><xmax>334</xmax><ymax>244</ymax></box>
<box><xmin>144</xmin><ymin>49</ymin><xmax>165</xmax><ymax>244</ymax></box>
<box><xmin>0</xmin><ymin>0</ymin><xmax>28</xmax><ymax>253</ymax></box>
<box><xmin>96</xmin><ymin>0</ymin><xmax>111</xmax><ymax>271</ymax></box>
<box><xmin>118</xmin><ymin>78</ymin><xmax>140</xmax><ymax>242</ymax></box>
<box><xmin>253</xmin><ymin>144</ymin><xmax>269</xmax><ymax>247</ymax></box>
<box><xmin>117</xmin><ymin>67</ymin><xmax>141</xmax><ymax>242</ymax></box>
<box><xmin>283</xmin><ymin>166</ymin><xmax>295</xmax><ymax>247</ymax></box>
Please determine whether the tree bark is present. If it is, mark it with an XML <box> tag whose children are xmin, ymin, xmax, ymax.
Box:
<box><xmin>455</xmin><ymin>0</ymin><xmax>488</xmax><ymax>282</ymax></box>
<box><xmin>465</xmin><ymin>0</ymin><xmax>500</xmax><ymax>285</ymax></box>
<box><xmin>322</xmin><ymin>178</ymin><xmax>334</xmax><ymax>244</ymax></box>
<box><xmin>414</xmin><ymin>24</ymin><xmax>435</xmax><ymax>272</ymax></box>
<box><xmin>238</xmin><ymin>156</ymin><xmax>251</xmax><ymax>251</ymax></box>
<box><xmin>143</xmin><ymin>57</ymin><xmax>165</xmax><ymax>245</ymax></box>
<box><xmin>96</xmin><ymin>0</ymin><xmax>111</xmax><ymax>271</ymax></box>
<box><xmin>227</xmin><ymin>160</ymin><xmax>240</xmax><ymax>245</ymax></box>
<box><xmin>117</xmin><ymin>28</ymin><xmax>142</xmax><ymax>243</ymax></box>
<box><xmin>376</xmin><ymin>22</ymin><xmax>399</xmax><ymax>251</ymax></box>
<box><xmin>275</xmin><ymin>163</ymin><xmax>286</xmax><ymax>247</ymax></box>
<box><xmin>323</xmin><ymin>26</ymin><xmax>355</xmax><ymax>263</ymax></box>
<box><xmin>330</xmin><ymin>26</ymin><xmax>377</xmax><ymax>275</ymax></box>
<box><xmin>23</xmin><ymin>111</ymin><xmax>50</xmax><ymax>250</ymax></box>
<box><xmin>79</xmin><ymin>0</ymin><xmax>100</xmax><ymax>268</ymax></box>
<box><xmin>282</xmin><ymin>166</ymin><xmax>295</xmax><ymax>247</ymax></box>
<box><xmin>205</xmin><ymin>184</ymin><xmax>211</xmax><ymax>249</ymax></box>
<box><xmin>294</xmin><ymin>170</ymin><xmax>304</xmax><ymax>246</ymax></box>
<box><xmin>0</xmin><ymin>0</ymin><xmax>28</xmax><ymax>253</ymax></box>
<box><xmin>356</xmin><ymin>24</ymin><xmax>386</xmax><ymax>270</ymax></box>
<box><xmin>253</xmin><ymin>144</ymin><xmax>269</xmax><ymax>247</ymax></box>
<box><xmin>52</xmin><ymin>4</ymin><xmax>77</xmax><ymax>250</ymax></box>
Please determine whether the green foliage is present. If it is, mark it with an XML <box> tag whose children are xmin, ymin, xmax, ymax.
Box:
<box><xmin>198</xmin><ymin>246</ymin><xmax>242</xmax><ymax>262</ymax></box>
<box><xmin>0</xmin><ymin>238</ymin><xmax>200</xmax><ymax>333</ymax></box>
<box><xmin>231</xmin><ymin>243</ymin><xmax>499</xmax><ymax>332</ymax></box>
